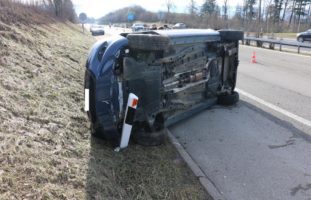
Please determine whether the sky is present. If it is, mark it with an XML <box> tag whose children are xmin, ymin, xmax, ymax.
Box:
<box><xmin>72</xmin><ymin>0</ymin><xmax>244</xmax><ymax>19</ymax></box>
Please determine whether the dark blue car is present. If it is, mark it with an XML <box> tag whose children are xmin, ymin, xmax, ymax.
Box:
<box><xmin>85</xmin><ymin>29</ymin><xmax>243</xmax><ymax>146</ymax></box>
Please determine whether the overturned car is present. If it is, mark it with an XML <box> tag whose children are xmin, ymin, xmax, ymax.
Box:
<box><xmin>85</xmin><ymin>29</ymin><xmax>243</xmax><ymax>146</ymax></box>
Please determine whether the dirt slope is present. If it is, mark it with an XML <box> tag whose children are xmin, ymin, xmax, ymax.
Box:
<box><xmin>0</xmin><ymin>3</ymin><xmax>209</xmax><ymax>200</ymax></box>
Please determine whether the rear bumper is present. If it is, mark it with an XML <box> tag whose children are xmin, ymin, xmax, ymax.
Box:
<box><xmin>91</xmin><ymin>31</ymin><xmax>105</xmax><ymax>35</ymax></box>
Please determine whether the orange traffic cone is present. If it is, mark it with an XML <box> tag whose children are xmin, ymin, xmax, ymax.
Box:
<box><xmin>252</xmin><ymin>52</ymin><xmax>257</xmax><ymax>63</ymax></box>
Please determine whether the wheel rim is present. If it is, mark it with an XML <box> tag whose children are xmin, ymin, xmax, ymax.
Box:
<box><xmin>298</xmin><ymin>37</ymin><xmax>304</xmax><ymax>42</ymax></box>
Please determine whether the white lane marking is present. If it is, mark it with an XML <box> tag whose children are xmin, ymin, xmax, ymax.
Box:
<box><xmin>236</xmin><ymin>88</ymin><xmax>311</xmax><ymax>128</ymax></box>
<box><xmin>241</xmin><ymin>45</ymin><xmax>311</xmax><ymax>58</ymax></box>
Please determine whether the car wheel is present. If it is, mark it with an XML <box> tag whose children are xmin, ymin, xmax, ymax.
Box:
<box><xmin>127</xmin><ymin>34</ymin><xmax>170</xmax><ymax>51</ymax></box>
<box><xmin>132</xmin><ymin>128</ymin><xmax>166</xmax><ymax>146</ymax></box>
<box><xmin>217</xmin><ymin>91</ymin><xmax>239</xmax><ymax>106</ymax></box>
<box><xmin>90</xmin><ymin>123</ymin><xmax>119</xmax><ymax>142</ymax></box>
<box><xmin>90</xmin><ymin>123</ymin><xmax>104</xmax><ymax>138</ymax></box>
<box><xmin>298</xmin><ymin>37</ymin><xmax>304</xmax><ymax>43</ymax></box>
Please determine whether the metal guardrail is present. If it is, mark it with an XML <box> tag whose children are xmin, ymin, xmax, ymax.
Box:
<box><xmin>243</xmin><ymin>37</ymin><xmax>311</xmax><ymax>54</ymax></box>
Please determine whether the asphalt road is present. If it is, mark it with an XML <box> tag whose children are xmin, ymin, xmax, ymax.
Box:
<box><xmin>170</xmin><ymin>45</ymin><xmax>311</xmax><ymax>200</ymax></box>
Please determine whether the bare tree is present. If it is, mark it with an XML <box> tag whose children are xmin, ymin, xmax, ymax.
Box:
<box><xmin>165</xmin><ymin>0</ymin><xmax>175</xmax><ymax>14</ymax></box>
<box><xmin>288</xmin><ymin>0</ymin><xmax>297</xmax><ymax>28</ymax></box>
<box><xmin>281</xmin><ymin>0</ymin><xmax>290</xmax><ymax>22</ymax></box>
<box><xmin>223</xmin><ymin>0</ymin><xmax>228</xmax><ymax>27</ymax></box>
<box><xmin>264</xmin><ymin>0</ymin><xmax>273</xmax><ymax>32</ymax></box>
<box><xmin>188</xmin><ymin>0</ymin><xmax>198</xmax><ymax>15</ymax></box>
<box><xmin>257</xmin><ymin>0</ymin><xmax>262</xmax><ymax>36</ymax></box>
<box><xmin>53</xmin><ymin>0</ymin><xmax>61</xmax><ymax>16</ymax></box>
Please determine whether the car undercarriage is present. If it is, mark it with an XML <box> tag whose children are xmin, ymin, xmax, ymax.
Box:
<box><xmin>85</xmin><ymin>29</ymin><xmax>243</xmax><ymax>145</ymax></box>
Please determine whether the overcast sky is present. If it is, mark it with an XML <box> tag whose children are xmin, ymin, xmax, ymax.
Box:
<box><xmin>72</xmin><ymin>0</ymin><xmax>244</xmax><ymax>18</ymax></box>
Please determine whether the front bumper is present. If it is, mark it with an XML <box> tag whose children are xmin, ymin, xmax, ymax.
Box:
<box><xmin>85</xmin><ymin>36</ymin><xmax>128</xmax><ymax>138</ymax></box>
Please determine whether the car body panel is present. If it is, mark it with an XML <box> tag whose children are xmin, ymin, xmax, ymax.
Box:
<box><xmin>85</xmin><ymin>36</ymin><xmax>128</xmax><ymax>136</ymax></box>
<box><xmin>90</xmin><ymin>25</ymin><xmax>105</xmax><ymax>35</ymax></box>
<box><xmin>297</xmin><ymin>29</ymin><xmax>311</xmax><ymax>42</ymax></box>
<box><xmin>173</xmin><ymin>23</ymin><xmax>187</xmax><ymax>29</ymax></box>
<box><xmin>132</xmin><ymin>23</ymin><xmax>145</xmax><ymax>32</ymax></box>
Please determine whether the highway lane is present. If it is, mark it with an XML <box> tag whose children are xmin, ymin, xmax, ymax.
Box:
<box><xmin>170</xmin><ymin>45</ymin><xmax>311</xmax><ymax>200</ymax></box>
<box><xmin>238</xmin><ymin>45</ymin><xmax>311</xmax><ymax>120</ymax></box>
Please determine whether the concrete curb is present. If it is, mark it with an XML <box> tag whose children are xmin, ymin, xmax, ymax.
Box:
<box><xmin>167</xmin><ymin>129</ymin><xmax>225</xmax><ymax>200</ymax></box>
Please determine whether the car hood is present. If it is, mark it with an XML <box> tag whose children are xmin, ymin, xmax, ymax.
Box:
<box><xmin>297</xmin><ymin>31</ymin><xmax>308</xmax><ymax>36</ymax></box>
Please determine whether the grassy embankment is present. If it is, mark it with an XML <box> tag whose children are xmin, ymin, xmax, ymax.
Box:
<box><xmin>0</xmin><ymin>1</ymin><xmax>209</xmax><ymax>199</ymax></box>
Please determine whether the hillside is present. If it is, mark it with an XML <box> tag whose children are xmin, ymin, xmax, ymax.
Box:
<box><xmin>99</xmin><ymin>6</ymin><xmax>158</xmax><ymax>24</ymax></box>
<box><xmin>0</xmin><ymin>1</ymin><xmax>209</xmax><ymax>199</ymax></box>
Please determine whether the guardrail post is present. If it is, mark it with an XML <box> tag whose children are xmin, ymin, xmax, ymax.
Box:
<box><xmin>269</xmin><ymin>43</ymin><xmax>275</xmax><ymax>50</ymax></box>
<box><xmin>279</xmin><ymin>44</ymin><xmax>282</xmax><ymax>51</ymax></box>
<box><xmin>298</xmin><ymin>46</ymin><xmax>301</xmax><ymax>54</ymax></box>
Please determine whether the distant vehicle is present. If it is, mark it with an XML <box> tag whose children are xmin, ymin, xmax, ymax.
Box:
<box><xmin>132</xmin><ymin>23</ymin><xmax>144</xmax><ymax>32</ymax></box>
<box><xmin>158</xmin><ymin>24</ymin><xmax>170</xmax><ymax>30</ymax></box>
<box><xmin>150</xmin><ymin>24</ymin><xmax>157</xmax><ymax>30</ymax></box>
<box><xmin>297</xmin><ymin>29</ymin><xmax>311</xmax><ymax>42</ymax></box>
<box><xmin>90</xmin><ymin>25</ymin><xmax>105</xmax><ymax>36</ymax></box>
<box><xmin>172</xmin><ymin>23</ymin><xmax>187</xmax><ymax>29</ymax></box>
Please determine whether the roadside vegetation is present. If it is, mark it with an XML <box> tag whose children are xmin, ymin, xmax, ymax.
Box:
<box><xmin>0</xmin><ymin>1</ymin><xmax>209</xmax><ymax>199</ymax></box>
<box><xmin>99</xmin><ymin>0</ymin><xmax>311</xmax><ymax>34</ymax></box>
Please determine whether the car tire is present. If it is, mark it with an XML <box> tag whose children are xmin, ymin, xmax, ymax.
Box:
<box><xmin>218</xmin><ymin>91</ymin><xmax>239</xmax><ymax>106</ymax></box>
<box><xmin>219</xmin><ymin>30</ymin><xmax>244</xmax><ymax>41</ymax></box>
<box><xmin>90</xmin><ymin>123</ymin><xmax>119</xmax><ymax>142</ymax></box>
<box><xmin>127</xmin><ymin>34</ymin><xmax>170</xmax><ymax>51</ymax></box>
<box><xmin>298</xmin><ymin>37</ymin><xmax>304</xmax><ymax>43</ymax></box>
<box><xmin>90</xmin><ymin>123</ymin><xmax>104</xmax><ymax>138</ymax></box>
<box><xmin>132</xmin><ymin>128</ymin><xmax>166</xmax><ymax>146</ymax></box>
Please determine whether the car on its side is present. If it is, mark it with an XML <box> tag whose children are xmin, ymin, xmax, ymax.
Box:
<box><xmin>90</xmin><ymin>25</ymin><xmax>105</xmax><ymax>36</ymax></box>
<box><xmin>297</xmin><ymin>29</ymin><xmax>311</xmax><ymax>42</ymax></box>
<box><xmin>85</xmin><ymin>29</ymin><xmax>243</xmax><ymax>146</ymax></box>
<box><xmin>131</xmin><ymin>23</ymin><xmax>145</xmax><ymax>32</ymax></box>
<box><xmin>172</xmin><ymin>23</ymin><xmax>187</xmax><ymax>29</ymax></box>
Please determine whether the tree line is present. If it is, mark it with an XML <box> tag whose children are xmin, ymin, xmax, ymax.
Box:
<box><xmin>99</xmin><ymin>0</ymin><xmax>311</xmax><ymax>33</ymax></box>
<box><xmin>14</xmin><ymin>0</ymin><xmax>76</xmax><ymax>22</ymax></box>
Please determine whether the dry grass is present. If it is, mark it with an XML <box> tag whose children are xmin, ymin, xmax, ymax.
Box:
<box><xmin>0</xmin><ymin>2</ymin><xmax>210</xmax><ymax>200</ymax></box>
<box><xmin>0</xmin><ymin>0</ymin><xmax>56</xmax><ymax>25</ymax></box>
<box><xmin>274</xmin><ymin>32</ymin><xmax>297</xmax><ymax>39</ymax></box>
